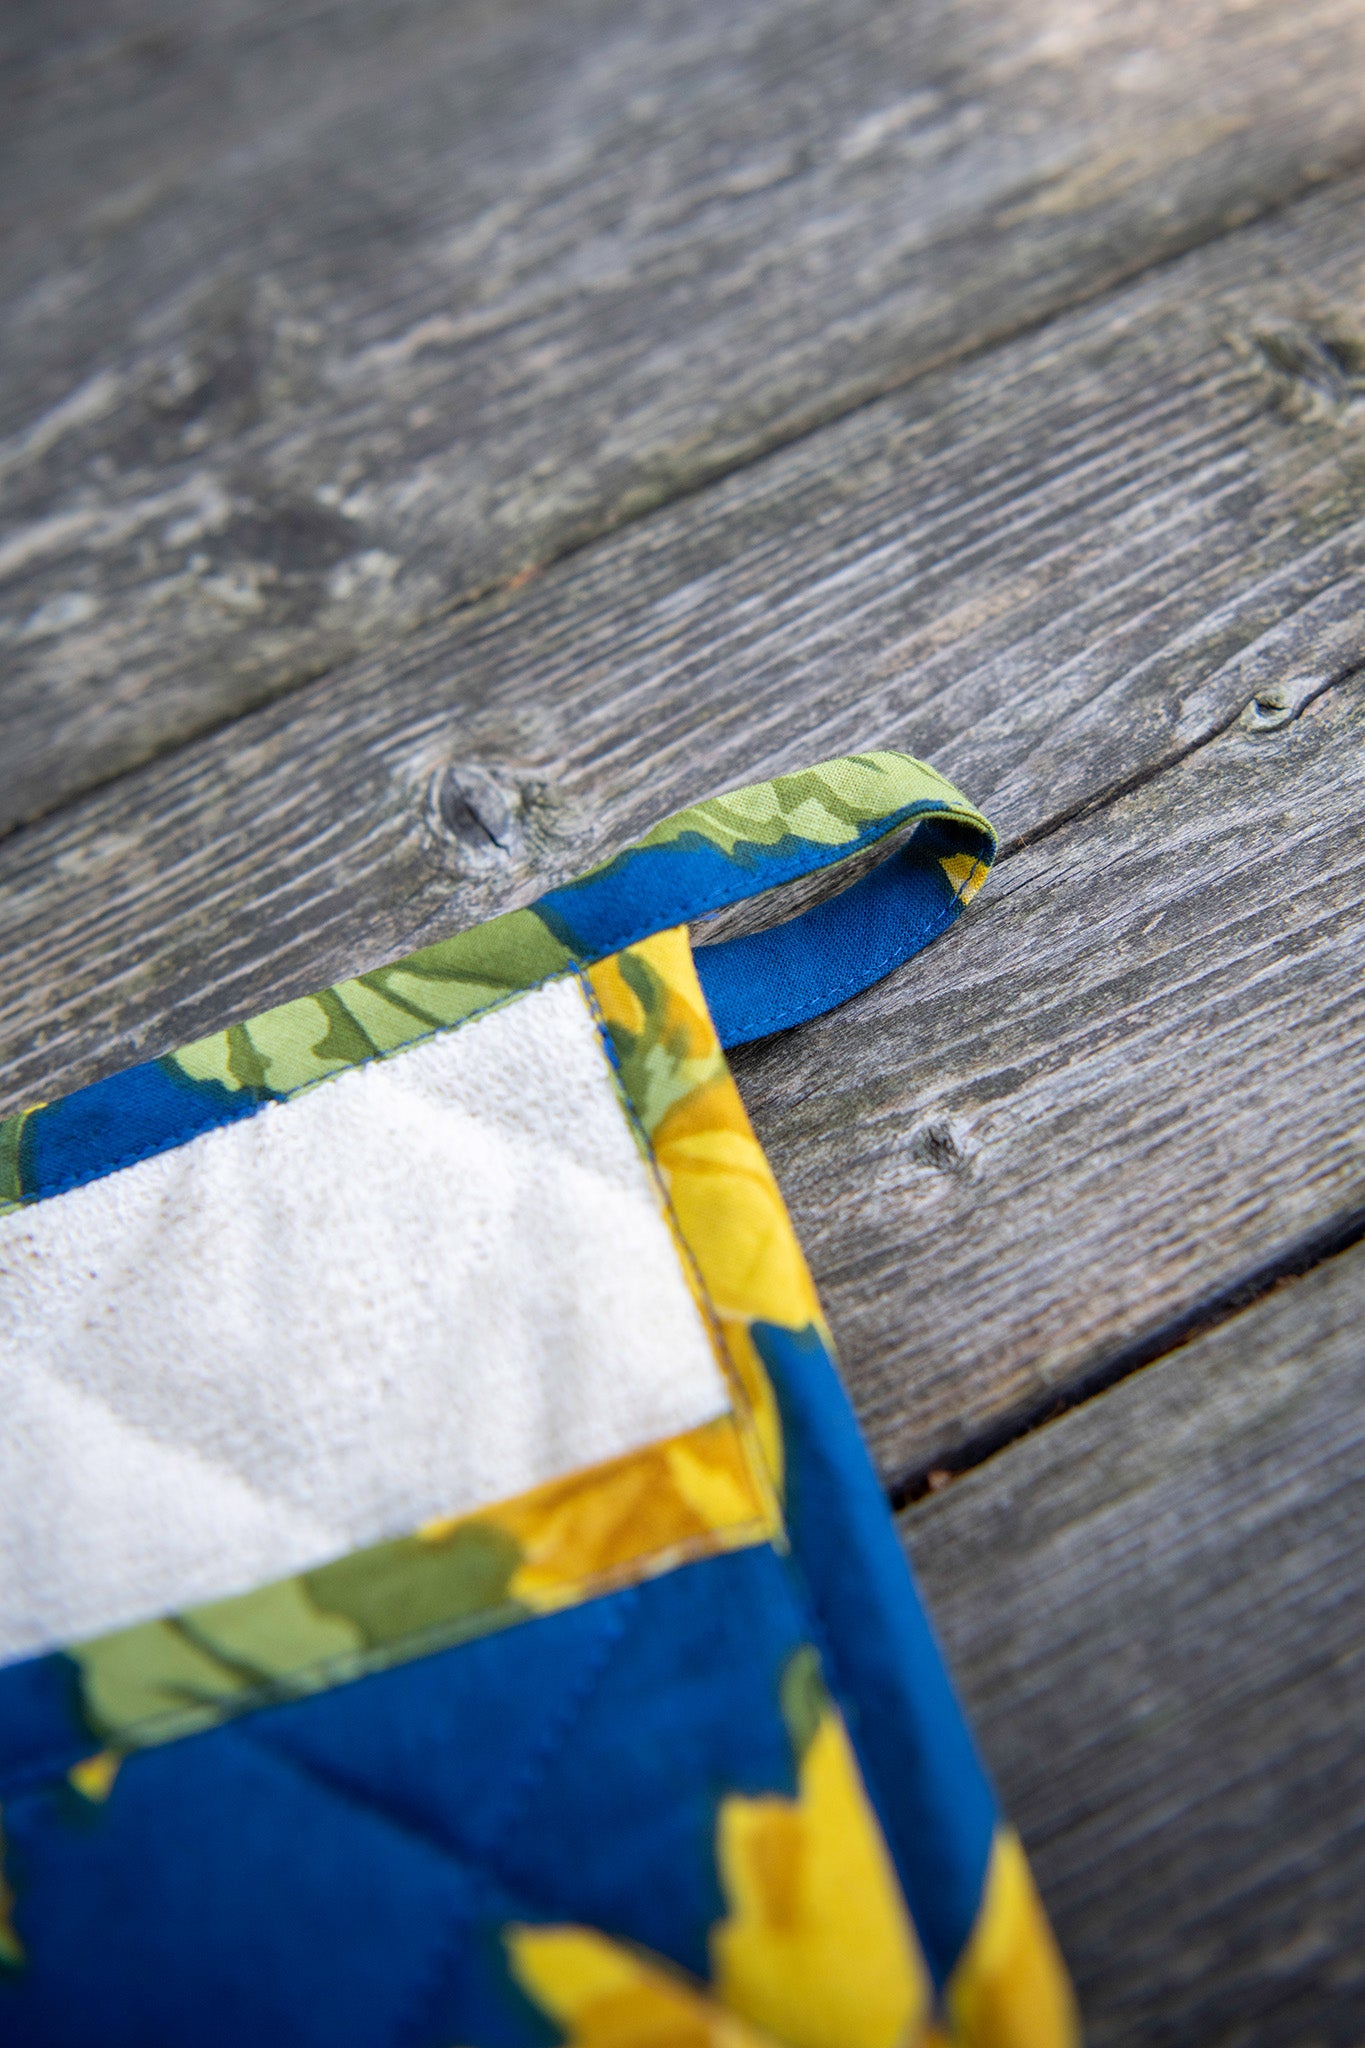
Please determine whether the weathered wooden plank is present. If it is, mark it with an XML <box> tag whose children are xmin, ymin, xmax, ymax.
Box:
<box><xmin>2</xmin><ymin>173</ymin><xmax>1363</xmax><ymax>1107</ymax></box>
<box><xmin>902</xmin><ymin>1236</ymin><xmax>1365</xmax><ymax>2044</ymax></box>
<box><xmin>5</xmin><ymin>0</ymin><xmax>1365</xmax><ymax>827</ymax></box>
<box><xmin>736</xmin><ymin>673</ymin><xmax>1365</xmax><ymax>1481</ymax></box>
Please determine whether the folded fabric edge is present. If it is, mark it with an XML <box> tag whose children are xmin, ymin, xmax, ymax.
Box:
<box><xmin>0</xmin><ymin>1410</ymin><xmax>778</xmax><ymax>1794</ymax></box>
<box><xmin>0</xmin><ymin>750</ymin><xmax>992</xmax><ymax>1215</ymax></box>
<box><xmin>695</xmin><ymin>813</ymin><xmax>992</xmax><ymax>1047</ymax></box>
<box><xmin>586</xmin><ymin>924</ymin><xmax>1078</xmax><ymax>2040</ymax></box>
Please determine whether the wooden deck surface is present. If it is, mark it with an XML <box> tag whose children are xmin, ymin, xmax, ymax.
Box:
<box><xmin>3</xmin><ymin>1</ymin><xmax>1364</xmax><ymax>2037</ymax></box>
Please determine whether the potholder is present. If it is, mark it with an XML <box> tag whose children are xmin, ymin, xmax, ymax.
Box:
<box><xmin>0</xmin><ymin>749</ymin><xmax>1077</xmax><ymax>2048</ymax></box>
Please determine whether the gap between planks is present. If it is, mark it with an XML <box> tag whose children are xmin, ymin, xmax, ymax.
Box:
<box><xmin>6</xmin><ymin>0</ymin><xmax>1365</xmax><ymax>828</ymax></box>
<box><xmin>890</xmin><ymin>1185</ymin><xmax>1365</xmax><ymax>1505</ymax></box>
<box><xmin>900</xmin><ymin>1231</ymin><xmax>1365</xmax><ymax>2043</ymax></box>
<box><xmin>9</xmin><ymin>149</ymin><xmax>1363</xmax><ymax>850</ymax></box>
<box><xmin>728</xmin><ymin>674</ymin><xmax>1365</xmax><ymax>1484</ymax></box>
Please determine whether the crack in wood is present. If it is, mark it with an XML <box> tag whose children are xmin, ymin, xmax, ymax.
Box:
<box><xmin>8</xmin><ymin>0</ymin><xmax>1365</xmax><ymax>832</ymax></box>
<box><xmin>997</xmin><ymin>655</ymin><xmax>1365</xmax><ymax>864</ymax></box>
<box><xmin>10</xmin><ymin>153</ymin><xmax>1365</xmax><ymax>849</ymax></box>
<box><xmin>901</xmin><ymin>1234</ymin><xmax>1365</xmax><ymax>2040</ymax></box>
<box><xmin>889</xmin><ymin>1198</ymin><xmax>1365</xmax><ymax>1507</ymax></box>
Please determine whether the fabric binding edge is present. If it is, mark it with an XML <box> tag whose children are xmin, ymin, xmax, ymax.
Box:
<box><xmin>0</xmin><ymin>750</ymin><xmax>993</xmax><ymax>1215</ymax></box>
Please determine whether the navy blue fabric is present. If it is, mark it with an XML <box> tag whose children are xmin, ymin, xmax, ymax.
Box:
<box><xmin>695</xmin><ymin>835</ymin><xmax>962</xmax><ymax>1047</ymax></box>
<box><xmin>0</xmin><ymin>767</ymin><xmax>1005</xmax><ymax>2036</ymax></box>
<box><xmin>1</xmin><ymin>1720</ymin><xmax>542</xmax><ymax>2048</ymax></box>
<box><xmin>0</xmin><ymin>1547</ymin><xmax>813</xmax><ymax>2046</ymax></box>
<box><xmin>20</xmin><ymin>1059</ymin><xmax>262</xmax><ymax>1203</ymax></box>
<box><xmin>0</xmin><ymin>1657</ymin><xmax>88</xmax><ymax>1801</ymax></box>
<box><xmin>757</xmin><ymin>1321</ymin><xmax>998</xmax><ymax>1989</ymax></box>
<box><xmin>232</xmin><ymin>1545</ymin><xmax>805</xmax><ymax>1981</ymax></box>
<box><xmin>535</xmin><ymin>805</ymin><xmax>954</xmax><ymax>961</ymax></box>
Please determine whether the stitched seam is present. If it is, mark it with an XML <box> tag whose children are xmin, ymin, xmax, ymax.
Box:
<box><xmin>226</xmin><ymin>1719</ymin><xmax>600</xmax><ymax>1937</ymax></box>
<box><xmin>577</xmin><ymin>967</ymin><xmax>787</xmax><ymax>1533</ymax></box>
<box><xmin>13</xmin><ymin>803</ymin><xmax>989</xmax><ymax>1212</ymax></box>
<box><xmin>578</xmin><ymin>928</ymin><xmax>945</xmax><ymax>1960</ymax></box>
<box><xmin>225</xmin><ymin>1599</ymin><xmax>641</xmax><ymax>2048</ymax></box>
<box><xmin>3</xmin><ymin>921</ymin><xmax>985</xmax><ymax>1792</ymax></box>
<box><xmin>231</xmin><ymin>1595</ymin><xmax>639</xmax><ymax>1930</ymax></box>
<box><xmin>15</xmin><ymin>965</ymin><xmax>579</xmax><ymax>1208</ymax></box>
<box><xmin>708</xmin><ymin>898</ymin><xmax>961</xmax><ymax>1040</ymax></box>
<box><xmin>461</xmin><ymin>1585</ymin><xmax>638</xmax><ymax>1868</ymax></box>
<box><xmin>557</xmin><ymin>799</ymin><xmax>987</xmax><ymax>951</ymax></box>
<box><xmin>228</xmin><ymin>1704</ymin><xmax>639</xmax><ymax>2048</ymax></box>
<box><xmin>394</xmin><ymin>1900</ymin><xmax>497</xmax><ymax>2048</ymax></box>
<box><xmin>764</xmin><ymin>1471</ymin><xmax>930</xmax><ymax>1962</ymax></box>
<box><xmin>0</xmin><ymin>1516</ymin><xmax>776</xmax><ymax>1797</ymax></box>
<box><xmin>0</xmin><ymin>813</ymin><xmax>988</xmax><ymax>1786</ymax></box>
<box><xmin>778</xmin><ymin>1537</ymin><xmax>957</xmax><ymax>2006</ymax></box>
<box><xmin>760</xmin><ymin>1346</ymin><xmax>963</xmax><ymax>1995</ymax></box>
<box><xmin>393</xmin><ymin>1901</ymin><xmax>480</xmax><ymax>2048</ymax></box>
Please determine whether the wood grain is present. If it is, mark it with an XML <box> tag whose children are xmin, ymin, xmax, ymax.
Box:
<box><xmin>5</xmin><ymin>4</ymin><xmax>1365</xmax><ymax>2002</ymax></box>
<box><xmin>736</xmin><ymin>674</ymin><xmax>1365</xmax><ymax>1482</ymax></box>
<box><xmin>5</xmin><ymin>0</ymin><xmax>1365</xmax><ymax>826</ymax></box>
<box><xmin>3</xmin><ymin>175</ymin><xmax>1364</xmax><ymax>1110</ymax></box>
<box><xmin>903</xmin><ymin>1236</ymin><xmax>1365</xmax><ymax>2045</ymax></box>
<box><xmin>3</xmin><ymin>175</ymin><xmax>1363</xmax><ymax>1484</ymax></box>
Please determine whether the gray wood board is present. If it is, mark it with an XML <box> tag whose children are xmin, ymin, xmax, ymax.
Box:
<box><xmin>903</xmin><ymin>1235</ymin><xmax>1365</xmax><ymax>2045</ymax></box>
<box><xmin>734</xmin><ymin>672</ymin><xmax>1365</xmax><ymax>1482</ymax></box>
<box><xmin>5</xmin><ymin>0</ymin><xmax>1365</xmax><ymax>827</ymax></box>
<box><xmin>4</xmin><ymin>172</ymin><xmax>1365</xmax><ymax>1110</ymax></box>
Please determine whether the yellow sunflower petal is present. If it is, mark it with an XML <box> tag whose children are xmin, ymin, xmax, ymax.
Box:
<box><xmin>944</xmin><ymin>1830</ymin><xmax>1079</xmax><ymax>2048</ymax></box>
<box><xmin>712</xmin><ymin>1706</ymin><xmax>932</xmax><ymax>2048</ymax></box>
<box><xmin>68</xmin><ymin>1749</ymin><xmax>122</xmax><ymax>1804</ymax></box>
<box><xmin>507</xmin><ymin>1923</ymin><xmax>779</xmax><ymax>2048</ymax></box>
<box><xmin>499</xmin><ymin>1418</ymin><xmax>771</xmax><ymax>1606</ymax></box>
<box><xmin>653</xmin><ymin>1083</ymin><xmax>820</xmax><ymax>1333</ymax></box>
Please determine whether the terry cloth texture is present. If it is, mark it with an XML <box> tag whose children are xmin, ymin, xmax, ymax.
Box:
<box><xmin>0</xmin><ymin>975</ymin><xmax>729</xmax><ymax>1663</ymax></box>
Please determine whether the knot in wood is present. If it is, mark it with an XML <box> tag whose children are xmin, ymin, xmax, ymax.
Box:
<box><xmin>1241</xmin><ymin>683</ymin><xmax>1299</xmax><ymax>734</ymax></box>
<box><xmin>428</xmin><ymin>761</ymin><xmax>523</xmax><ymax>870</ymax></box>
<box><xmin>1252</xmin><ymin>323</ymin><xmax>1365</xmax><ymax>419</ymax></box>
<box><xmin>910</xmin><ymin>1120</ymin><xmax>970</xmax><ymax>1173</ymax></box>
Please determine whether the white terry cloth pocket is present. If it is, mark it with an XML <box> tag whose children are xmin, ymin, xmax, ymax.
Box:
<box><xmin>0</xmin><ymin>974</ymin><xmax>727</xmax><ymax>1663</ymax></box>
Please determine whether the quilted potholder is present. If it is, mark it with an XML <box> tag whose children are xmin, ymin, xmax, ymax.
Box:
<box><xmin>0</xmin><ymin>749</ymin><xmax>1077</xmax><ymax>2048</ymax></box>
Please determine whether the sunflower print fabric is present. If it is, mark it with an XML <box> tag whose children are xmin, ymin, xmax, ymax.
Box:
<box><xmin>0</xmin><ymin>750</ymin><xmax>1076</xmax><ymax>2047</ymax></box>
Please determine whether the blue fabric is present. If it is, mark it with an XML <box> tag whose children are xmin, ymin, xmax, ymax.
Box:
<box><xmin>237</xmin><ymin>1545</ymin><xmax>805</xmax><ymax>1981</ymax></box>
<box><xmin>757</xmin><ymin>1321</ymin><xmax>998</xmax><ymax>1988</ymax></box>
<box><xmin>0</xmin><ymin>1657</ymin><xmax>87</xmax><ymax>1802</ymax></box>
<box><xmin>535</xmin><ymin>806</ymin><xmax>951</xmax><ymax>960</ymax></box>
<box><xmin>0</xmin><ymin>1381</ymin><xmax>1000</xmax><ymax>2040</ymax></box>
<box><xmin>8</xmin><ymin>805</ymin><xmax>991</xmax><ymax>1207</ymax></box>
<box><xmin>0</xmin><ymin>757</ymin><xmax>1007</xmax><ymax>2036</ymax></box>
<box><xmin>695</xmin><ymin>834</ymin><xmax>961</xmax><ymax>1047</ymax></box>
<box><xmin>0</xmin><ymin>1548</ymin><xmax>814</xmax><ymax>2046</ymax></box>
<box><xmin>19</xmin><ymin>1060</ymin><xmax>261</xmax><ymax>1204</ymax></box>
<box><xmin>1</xmin><ymin>1721</ymin><xmax>541</xmax><ymax>2048</ymax></box>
